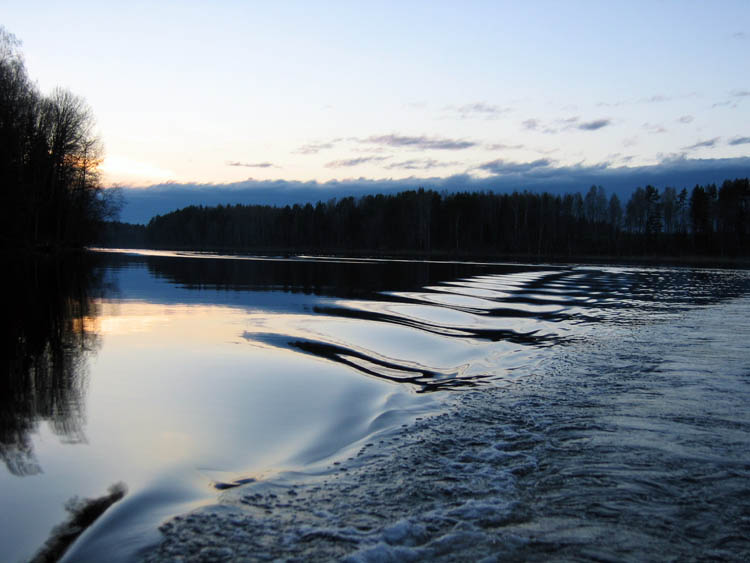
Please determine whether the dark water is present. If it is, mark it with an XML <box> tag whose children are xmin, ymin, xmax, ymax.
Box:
<box><xmin>1</xmin><ymin>251</ymin><xmax>749</xmax><ymax>561</ymax></box>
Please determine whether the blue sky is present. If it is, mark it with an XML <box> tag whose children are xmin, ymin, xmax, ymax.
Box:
<box><xmin>4</xmin><ymin>1</ymin><xmax>750</xmax><ymax>221</ymax></box>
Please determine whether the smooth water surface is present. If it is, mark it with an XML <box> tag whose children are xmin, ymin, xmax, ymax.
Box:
<box><xmin>2</xmin><ymin>250</ymin><xmax>749</xmax><ymax>561</ymax></box>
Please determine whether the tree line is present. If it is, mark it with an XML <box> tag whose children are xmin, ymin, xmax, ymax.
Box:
<box><xmin>110</xmin><ymin>178</ymin><xmax>748</xmax><ymax>258</ymax></box>
<box><xmin>0</xmin><ymin>27</ymin><xmax>117</xmax><ymax>250</ymax></box>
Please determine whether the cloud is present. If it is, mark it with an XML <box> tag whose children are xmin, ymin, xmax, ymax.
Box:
<box><xmin>729</xmin><ymin>136</ymin><xmax>750</xmax><ymax>146</ymax></box>
<box><xmin>596</xmin><ymin>100</ymin><xmax>627</xmax><ymax>108</ymax></box>
<box><xmin>360</xmin><ymin>134</ymin><xmax>476</xmax><ymax>150</ymax></box>
<box><xmin>477</xmin><ymin>158</ymin><xmax>553</xmax><ymax>175</ymax></box>
<box><xmin>445</xmin><ymin>102</ymin><xmax>511</xmax><ymax>120</ymax></box>
<box><xmin>712</xmin><ymin>100</ymin><xmax>732</xmax><ymax>108</ymax></box>
<box><xmin>643</xmin><ymin>122</ymin><xmax>668</xmax><ymax>134</ymax></box>
<box><xmin>521</xmin><ymin>118</ymin><xmax>561</xmax><ymax>134</ymax></box>
<box><xmin>577</xmin><ymin>119</ymin><xmax>611</xmax><ymax>131</ymax></box>
<box><xmin>523</xmin><ymin>116</ymin><xmax>610</xmax><ymax>134</ymax></box>
<box><xmin>117</xmin><ymin>157</ymin><xmax>750</xmax><ymax>224</ymax></box>
<box><xmin>487</xmin><ymin>142</ymin><xmax>525</xmax><ymax>151</ymax></box>
<box><xmin>294</xmin><ymin>141</ymin><xmax>335</xmax><ymax>155</ymax></box>
<box><xmin>733</xmin><ymin>31</ymin><xmax>747</xmax><ymax>40</ymax></box>
<box><xmin>731</xmin><ymin>89</ymin><xmax>750</xmax><ymax>97</ymax></box>
<box><xmin>384</xmin><ymin>159</ymin><xmax>460</xmax><ymax>171</ymax></box>
<box><xmin>640</xmin><ymin>94</ymin><xmax>671</xmax><ymax>103</ymax></box>
<box><xmin>677</xmin><ymin>115</ymin><xmax>694</xmax><ymax>124</ymax></box>
<box><xmin>325</xmin><ymin>156</ymin><xmax>389</xmax><ymax>168</ymax></box>
<box><xmin>226</xmin><ymin>161</ymin><xmax>276</xmax><ymax>168</ymax></box>
<box><xmin>683</xmin><ymin>137</ymin><xmax>720</xmax><ymax>150</ymax></box>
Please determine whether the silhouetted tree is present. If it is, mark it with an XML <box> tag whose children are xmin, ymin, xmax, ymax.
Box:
<box><xmin>0</xmin><ymin>27</ymin><xmax>117</xmax><ymax>249</ymax></box>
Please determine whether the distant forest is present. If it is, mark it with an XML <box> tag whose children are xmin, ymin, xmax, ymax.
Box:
<box><xmin>0</xmin><ymin>28</ymin><xmax>117</xmax><ymax>250</ymax></box>
<box><xmin>106</xmin><ymin>178</ymin><xmax>749</xmax><ymax>259</ymax></box>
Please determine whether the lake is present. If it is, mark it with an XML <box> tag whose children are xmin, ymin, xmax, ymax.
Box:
<box><xmin>2</xmin><ymin>250</ymin><xmax>749</xmax><ymax>561</ymax></box>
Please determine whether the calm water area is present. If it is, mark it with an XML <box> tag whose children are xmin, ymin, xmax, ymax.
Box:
<box><xmin>2</xmin><ymin>249</ymin><xmax>749</xmax><ymax>561</ymax></box>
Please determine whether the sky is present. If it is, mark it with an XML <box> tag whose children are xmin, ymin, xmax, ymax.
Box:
<box><xmin>3</xmin><ymin>1</ymin><xmax>750</xmax><ymax>222</ymax></box>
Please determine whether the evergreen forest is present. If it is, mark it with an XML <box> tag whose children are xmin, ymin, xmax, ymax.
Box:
<box><xmin>112</xmin><ymin>179</ymin><xmax>750</xmax><ymax>259</ymax></box>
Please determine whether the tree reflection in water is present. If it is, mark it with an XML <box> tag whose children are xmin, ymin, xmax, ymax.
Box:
<box><xmin>1</xmin><ymin>253</ymin><xmax>104</xmax><ymax>476</ymax></box>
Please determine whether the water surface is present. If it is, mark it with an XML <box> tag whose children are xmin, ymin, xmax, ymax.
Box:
<box><xmin>1</xmin><ymin>251</ymin><xmax>749</xmax><ymax>561</ymax></box>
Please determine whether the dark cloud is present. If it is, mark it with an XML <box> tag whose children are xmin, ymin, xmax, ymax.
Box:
<box><xmin>577</xmin><ymin>119</ymin><xmax>611</xmax><ymax>131</ymax></box>
<box><xmin>117</xmin><ymin>157</ymin><xmax>750</xmax><ymax>225</ymax></box>
<box><xmin>295</xmin><ymin>141</ymin><xmax>335</xmax><ymax>155</ymax></box>
<box><xmin>683</xmin><ymin>137</ymin><xmax>720</xmax><ymax>150</ymax></box>
<box><xmin>477</xmin><ymin>158</ymin><xmax>553</xmax><ymax>175</ymax></box>
<box><xmin>446</xmin><ymin>102</ymin><xmax>511</xmax><ymax>120</ymax></box>
<box><xmin>522</xmin><ymin>118</ymin><xmax>540</xmax><ymax>131</ymax></box>
<box><xmin>325</xmin><ymin>156</ymin><xmax>389</xmax><ymax>168</ymax></box>
<box><xmin>732</xmin><ymin>89</ymin><xmax>750</xmax><ymax>97</ymax></box>
<box><xmin>384</xmin><ymin>159</ymin><xmax>459</xmax><ymax>171</ymax></box>
<box><xmin>226</xmin><ymin>161</ymin><xmax>276</xmax><ymax>168</ymax></box>
<box><xmin>677</xmin><ymin>115</ymin><xmax>694</xmax><ymax>124</ymax></box>
<box><xmin>361</xmin><ymin>134</ymin><xmax>476</xmax><ymax>150</ymax></box>
<box><xmin>729</xmin><ymin>136</ymin><xmax>750</xmax><ymax>146</ymax></box>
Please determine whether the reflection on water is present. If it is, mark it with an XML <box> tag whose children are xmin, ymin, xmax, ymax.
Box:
<box><xmin>3</xmin><ymin>249</ymin><xmax>750</xmax><ymax>562</ymax></box>
<box><xmin>1</xmin><ymin>254</ymin><xmax>103</xmax><ymax>477</ymax></box>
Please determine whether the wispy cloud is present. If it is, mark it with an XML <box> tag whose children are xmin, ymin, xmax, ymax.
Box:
<box><xmin>597</xmin><ymin>99</ymin><xmax>627</xmax><ymax>108</ymax></box>
<box><xmin>487</xmin><ymin>142</ymin><xmax>525</xmax><ymax>151</ymax></box>
<box><xmin>521</xmin><ymin>117</ymin><xmax>567</xmax><ymax>134</ymax></box>
<box><xmin>677</xmin><ymin>115</ymin><xmax>694</xmax><ymax>124</ymax></box>
<box><xmin>325</xmin><ymin>156</ymin><xmax>390</xmax><ymax>168</ymax></box>
<box><xmin>523</xmin><ymin>116</ymin><xmax>610</xmax><ymax>134</ymax></box>
<box><xmin>444</xmin><ymin>102</ymin><xmax>511</xmax><ymax>120</ymax></box>
<box><xmin>712</xmin><ymin>100</ymin><xmax>734</xmax><ymax>108</ymax></box>
<box><xmin>478</xmin><ymin>158</ymin><xmax>553</xmax><ymax>175</ymax></box>
<box><xmin>643</xmin><ymin>122</ymin><xmax>668</xmax><ymax>134</ymax></box>
<box><xmin>384</xmin><ymin>159</ymin><xmax>460</xmax><ymax>171</ymax></box>
<box><xmin>227</xmin><ymin>161</ymin><xmax>277</xmax><ymax>168</ymax></box>
<box><xmin>713</xmin><ymin>90</ymin><xmax>750</xmax><ymax>109</ymax></box>
<box><xmin>640</xmin><ymin>94</ymin><xmax>671</xmax><ymax>103</ymax></box>
<box><xmin>577</xmin><ymin>119</ymin><xmax>611</xmax><ymax>131</ymax></box>
<box><xmin>294</xmin><ymin>141</ymin><xmax>335</xmax><ymax>155</ymax></box>
<box><xmin>732</xmin><ymin>31</ymin><xmax>747</xmax><ymax>40</ymax></box>
<box><xmin>683</xmin><ymin>137</ymin><xmax>720</xmax><ymax>150</ymax></box>
<box><xmin>522</xmin><ymin>118</ymin><xmax>541</xmax><ymax>131</ymax></box>
<box><xmin>729</xmin><ymin>136</ymin><xmax>750</xmax><ymax>146</ymax></box>
<box><xmin>360</xmin><ymin>134</ymin><xmax>476</xmax><ymax>150</ymax></box>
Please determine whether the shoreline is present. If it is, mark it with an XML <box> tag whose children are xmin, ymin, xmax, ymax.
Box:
<box><xmin>92</xmin><ymin>245</ymin><xmax>750</xmax><ymax>269</ymax></box>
